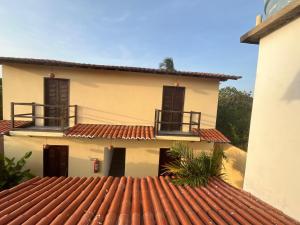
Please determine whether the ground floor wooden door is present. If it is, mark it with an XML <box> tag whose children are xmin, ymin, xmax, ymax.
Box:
<box><xmin>109</xmin><ymin>148</ymin><xmax>126</xmax><ymax>177</ymax></box>
<box><xmin>158</xmin><ymin>148</ymin><xmax>178</xmax><ymax>176</ymax></box>
<box><xmin>43</xmin><ymin>145</ymin><xmax>69</xmax><ymax>177</ymax></box>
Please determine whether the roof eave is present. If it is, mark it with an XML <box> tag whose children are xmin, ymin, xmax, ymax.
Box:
<box><xmin>241</xmin><ymin>0</ymin><xmax>300</xmax><ymax>44</ymax></box>
<box><xmin>0</xmin><ymin>57</ymin><xmax>241</xmax><ymax>81</ymax></box>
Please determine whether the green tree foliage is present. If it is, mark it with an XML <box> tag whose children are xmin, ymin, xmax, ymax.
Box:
<box><xmin>159</xmin><ymin>57</ymin><xmax>175</xmax><ymax>72</ymax></box>
<box><xmin>163</xmin><ymin>142</ymin><xmax>226</xmax><ymax>187</ymax></box>
<box><xmin>0</xmin><ymin>151</ymin><xmax>34</xmax><ymax>190</ymax></box>
<box><xmin>216</xmin><ymin>87</ymin><xmax>253</xmax><ymax>150</ymax></box>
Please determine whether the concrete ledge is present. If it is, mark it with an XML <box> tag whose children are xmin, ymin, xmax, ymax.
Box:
<box><xmin>155</xmin><ymin>135</ymin><xmax>201</xmax><ymax>142</ymax></box>
<box><xmin>241</xmin><ymin>0</ymin><xmax>300</xmax><ymax>44</ymax></box>
<box><xmin>9</xmin><ymin>130</ymin><xmax>64</xmax><ymax>137</ymax></box>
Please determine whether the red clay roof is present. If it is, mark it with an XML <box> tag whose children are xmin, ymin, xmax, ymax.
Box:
<box><xmin>64</xmin><ymin>124</ymin><xmax>230</xmax><ymax>143</ymax></box>
<box><xmin>197</xmin><ymin>129</ymin><xmax>230</xmax><ymax>143</ymax></box>
<box><xmin>64</xmin><ymin>124</ymin><xmax>155</xmax><ymax>140</ymax></box>
<box><xmin>0</xmin><ymin>176</ymin><xmax>298</xmax><ymax>225</ymax></box>
<box><xmin>0</xmin><ymin>120</ymin><xmax>31</xmax><ymax>135</ymax></box>
<box><xmin>0</xmin><ymin>57</ymin><xmax>241</xmax><ymax>81</ymax></box>
<box><xmin>0</xmin><ymin>121</ymin><xmax>230</xmax><ymax>142</ymax></box>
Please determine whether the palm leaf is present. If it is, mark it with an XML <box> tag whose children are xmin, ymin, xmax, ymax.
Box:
<box><xmin>164</xmin><ymin>143</ymin><xmax>226</xmax><ymax>187</ymax></box>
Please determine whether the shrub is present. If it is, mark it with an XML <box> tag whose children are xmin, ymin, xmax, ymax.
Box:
<box><xmin>216</xmin><ymin>87</ymin><xmax>253</xmax><ymax>150</ymax></box>
<box><xmin>163</xmin><ymin>142</ymin><xmax>226</xmax><ymax>187</ymax></box>
<box><xmin>0</xmin><ymin>151</ymin><xmax>34</xmax><ymax>190</ymax></box>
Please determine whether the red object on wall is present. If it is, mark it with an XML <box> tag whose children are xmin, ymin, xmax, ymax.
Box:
<box><xmin>94</xmin><ymin>159</ymin><xmax>100</xmax><ymax>173</ymax></box>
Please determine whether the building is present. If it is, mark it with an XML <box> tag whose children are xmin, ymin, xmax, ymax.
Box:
<box><xmin>0</xmin><ymin>57</ymin><xmax>239</xmax><ymax>178</ymax></box>
<box><xmin>0</xmin><ymin>176</ymin><xmax>298</xmax><ymax>224</ymax></box>
<box><xmin>241</xmin><ymin>0</ymin><xmax>300</xmax><ymax>220</ymax></box>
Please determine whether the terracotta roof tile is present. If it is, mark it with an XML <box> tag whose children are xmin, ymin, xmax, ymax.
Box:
<box><xmin>0</xmin><ymin>120</ymin><xmax>32</xmax><ymax>135</ymax></box>
<box><xmin>0</xmin><ymin>120</ymin><xmax>229</xmax><ymax>143</ymax></box>
<box><xmin>0</xmin><ymin>57</ymin><xmax>241</xmax><ymax>81</ymax></box>
<box><xmin>65</xmin><ymin>124</ymin><xmax>230</xmax><ymax>143</ymax></box>
<box><xmin>64</xmin><ymin>124</ymin><xmax>155</xmax><ymax>140</ymax></box>
<box><xmin>0</xmin><ymin>176</ymin><xmax>298</xmax><ymax>225</ymax></box>
<box><xmin>196</xmin><ymin>128</ymin><xmax>230</xmax><ymax>143</ymax></box>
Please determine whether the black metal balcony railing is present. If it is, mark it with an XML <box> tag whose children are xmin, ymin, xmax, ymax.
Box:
<box><xmin>10</xmin><ymin>102</ymin><xmax>78</xmax><ymax>131</ymax></box>
<box><xmin>154</xmin><ymin>109</ymin><xmax>201</xmax><ymax>136</ymax></box>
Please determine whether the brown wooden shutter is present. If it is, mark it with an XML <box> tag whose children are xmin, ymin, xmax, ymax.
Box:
<box><xmin>161</xmin><ymin>86</ymin><xmax>185</xmax><ymax>131</ymax></box>
<box><xmin>44</xmin><ymin>78</ymin><xmax>69</xmax><ymax>127</ymax></box>
<box><xmin>43</xmin><ymin>145</ymin><xmax>69</xmax><ymax>177</ymax></box>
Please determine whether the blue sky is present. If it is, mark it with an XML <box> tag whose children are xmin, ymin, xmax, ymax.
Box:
<box><xmin>0</xmin><ymin>0</ymin><xmax>263</xmax><ymax>91</ymax></box>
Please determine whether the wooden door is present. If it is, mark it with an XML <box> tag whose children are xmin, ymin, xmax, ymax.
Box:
<box><xmin>109</xmin><ymin>148</ymin><xmax>126</xmax><ymax>177</ymax></box>
<box><xmin>161</xmin><ymin>86</ymin><xmax>185</xmax><ymax>131</ymax></box>
<box><xmin>158</xmin><ymin>148</ymin><xmax>178</xmax><ymax>176</ymax></box>
<box><xmin>43</xmin><ymin>145</ymin><xmax>69</xmax><ymax>177</ymax></box>
<box><xmin>44</xmin><ymin>78</ymin><xmax>69</xmax><ymax>127</ymax></box>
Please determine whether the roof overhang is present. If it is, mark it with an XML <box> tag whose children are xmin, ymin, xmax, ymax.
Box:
<box><xmin>0</xmin><ymin>57</ymin><xmax>241</xmax><ymax>81</ymax></box>
<box><xmin>241</xmin><ymin>0</ymin><xmax>300</xmax><ymax>44</ymax></box>
<box><xmin>0</xmin><ymin>120</ymin><xmax>32</xmax><ymax>135</ymax></box>
<box><xmin>65</xmin><ymin>124</ymin><xmax>231</xmax><ymax>143</ymax></box>
<box><xmin>1</xmin><ymin>122</ymin><xmax>231</xmax><ymax>143</ymax></box>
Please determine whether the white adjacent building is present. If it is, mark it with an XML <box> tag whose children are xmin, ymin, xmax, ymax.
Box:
<box><xmin>241</xmin><ymin>0</ymin><xmax>300</xmax><ymax>220</ymax></box>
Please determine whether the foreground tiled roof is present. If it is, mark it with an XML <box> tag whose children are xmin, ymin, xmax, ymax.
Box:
<box><xmin>64</xmin><ymin>124</ymin><xmax>155</xmax><ymax>140</ymax></box>
<box><xmin>197</xmin><ymin>129</ymin><xmax>230</xmax><ymax>143</ymax></box>
<box><xmin>0</xmin><ymin>57</ymin><xmax>241</xmax><ymax>81</ymax></box>
<box><xmin>0</xmin><ymin>120</ymin><xmax>31</xmax><ymax>135</ymax></box>
<box><xmin>0</xmin><ymin>176</ymin><xmax>298</xmax><ymax>225</ymax></box>
<box><xmin>64</xmin><ymin>124</ymin><xmax>230</xmax><ymax>142</ymax></box>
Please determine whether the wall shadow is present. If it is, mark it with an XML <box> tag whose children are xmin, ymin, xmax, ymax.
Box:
<box><xmin>282</xmin><ymin>70</ymin><xmax>300</xmax><ymax>102</ymax></box>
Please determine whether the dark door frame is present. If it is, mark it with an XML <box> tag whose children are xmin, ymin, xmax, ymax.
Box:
<box><xmin>43</xmin><ymin>145</ymin><xmax>69</xmax><ymax>177</ymax></box>
<box><xmin>161</xmin><ymin>86</ymin><xmax>185</xmax><ymax>131</ymax></box>
<box><xmin>158</xmin><ymin>148</ymin><xmax>170</xmax><ymax>176</ymax></box>
<box><xmin>108</xmin><ymin>147</ymin><xmax>126</xmax><ymax>177</ymax></box>
<box><xmin>44</xmin><ymin>77</ymin><xmax>70</xmax><ymax>127</ymax></box>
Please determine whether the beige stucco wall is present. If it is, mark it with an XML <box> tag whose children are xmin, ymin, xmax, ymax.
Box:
<box><xmin>4</xmin><ymin>135</ymin><xmax>214</xmax><ymax>177</ymax></box>
<box><xmin>2</xmin><ymin>64</ymin><xmax>220</xmax><ymax>129</ymax></box>
<box><xmin>222</xmin><ymin>144</ymin><xmax>247</xmax><ymax>189</ymax></box>
<box><xmin>244</xmin><ymin>17</ymin><xmax>300</xmax><ymax>220</ymax></box>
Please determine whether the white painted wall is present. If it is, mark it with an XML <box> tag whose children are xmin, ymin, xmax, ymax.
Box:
<box><xmin>103</xmin><ymin>147</ymin><xmax>113</xmax><ymax>176</ymax></box>
<box><xmin>244</xmin><ymin>17</ymin><xmax>300</xmax><ymax>220</ymax></box>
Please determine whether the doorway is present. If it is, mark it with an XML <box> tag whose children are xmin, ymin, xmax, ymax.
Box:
<box><xmin>158</xmin><ymin>148</ymin><xmax>178</xmax><ymax>176</ymax></box>
<box><xmin>44</xmin><ymin>78</ymin><xmax>70</xmax><ymax>127</ymax></box>
<box><xmin>43</xmin><ymin>145</ymin><xmax>69</xmax><ymax>177</ymax></box>
<box><xmin>108</xmin><ymin>148</ymin><xmax>126</xmax><ymax>177</ymax></box>
<box><xmin>161</xmin><ymin>86</ymin><xmax>185</xmax><ymax>131</ymax></box>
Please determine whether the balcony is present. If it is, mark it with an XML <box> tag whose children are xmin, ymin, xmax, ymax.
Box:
<box><xmin>154</xmin><ymin>109</ymin><xmax>201</xmax><ymax>136</ymax></box>
<box><xmin>10</xmin><ymin>102</ymin><xmax>78</xmax><ymax>132</ymax></box>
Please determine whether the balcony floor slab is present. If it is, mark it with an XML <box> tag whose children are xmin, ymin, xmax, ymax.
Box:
<box><xmin>155</xmin><ymin>135</ymin><xmax>200</xmax><ymax>142</ymax></box>
<box><xmin>9</xmin><ymin>126</ymin><xmax>65</xmax><ymax>137</ymax></box>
